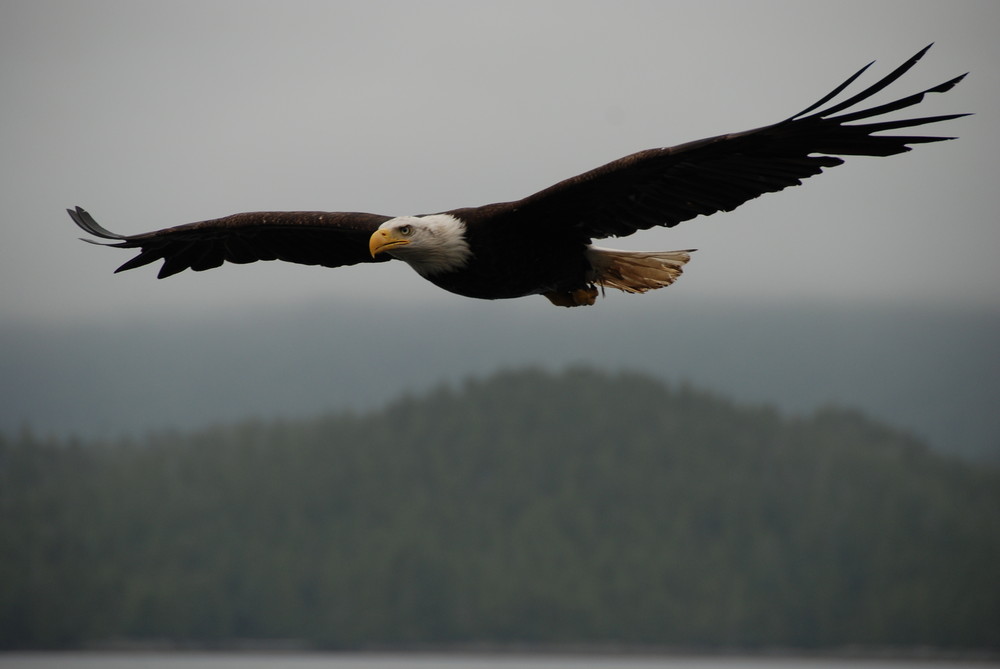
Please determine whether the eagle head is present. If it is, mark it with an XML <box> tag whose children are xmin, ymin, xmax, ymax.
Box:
<box><xmin>369</xmin><ymin>214</ymin><xmax>472</xmax><ymax>275</ymax></box>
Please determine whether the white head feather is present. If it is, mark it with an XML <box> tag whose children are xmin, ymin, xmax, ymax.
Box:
<box><xmin>375</xmin><ymin>214</ymin><xmax>472</xmax><ymax>276</ymax></box>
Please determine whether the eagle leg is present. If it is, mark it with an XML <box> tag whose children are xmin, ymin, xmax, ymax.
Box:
<box><xmin>543</xmin><ymin>285</ymin><xmax>599</xmax><ymax>307</ymax></box>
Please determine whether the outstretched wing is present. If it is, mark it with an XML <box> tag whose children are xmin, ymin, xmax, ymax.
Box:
<box><xmin>69</xmin><ymin>207</ymin><xmax>393</xmax><ymax>278</ymax></box>
<box><xmin>504</xmin><ymin>44</ymin><xmax>968</xmax><ymax>240</ymax></box>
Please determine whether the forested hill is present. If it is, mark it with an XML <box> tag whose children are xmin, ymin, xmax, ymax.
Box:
<box><xmin>2</xmin><ymin>368</ymin><xmax>998</xmax><ymax>651</ymax></box>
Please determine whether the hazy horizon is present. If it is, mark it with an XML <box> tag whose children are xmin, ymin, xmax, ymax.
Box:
<box><xmin>4</xmin><ymin>296</ymin><xmax>998</xmax><ymax>463</ymax></box>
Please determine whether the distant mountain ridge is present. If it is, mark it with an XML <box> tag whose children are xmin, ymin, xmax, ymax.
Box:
<box><xmin>3</xmin><ymin>367</ymin><xmax>998</xmax><ymax>650</ymax></box>
<box><xmin>2</xmin><ymin>298</ymin><xmax>997</xmax><ymax>460</ymax></box>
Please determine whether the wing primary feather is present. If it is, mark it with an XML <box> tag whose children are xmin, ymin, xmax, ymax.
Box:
<box><xmin>846</xmin><ymin>113</ymin><xmax>970</xmax><ymax>133</ymax></box>
<box><xmin>828</xmin><ymin>77</ymin><xmax>969</xmax><ymax>125</ymax></box>
<box><xmin>156</xmin><ymin>242</ymin><xmax>201</xmax><ymax>278</ymax></box>
<box><xmin>69</xmin><ymin>206</ymin><xmax>129</xmax><ymax>244</ymax></box>
<box><xmin>799</xmin><ymin>44</ymin><xmax>934</xmax><ymax>121</ymax></box>
<box><xmin>790</xmin><ymin>60</ymin><xmax>876</xmax><ymax>119</ymax></box>
<box><xmin>115</xmin><ymin>249</ymin><xmax>164</xmax><ymax>273</ymax></box>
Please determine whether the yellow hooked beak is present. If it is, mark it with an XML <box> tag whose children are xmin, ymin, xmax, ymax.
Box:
<box><xmin>369</xmin><ymin>229</ymin><xmax>411</xmax><ymax>258</ymax></box>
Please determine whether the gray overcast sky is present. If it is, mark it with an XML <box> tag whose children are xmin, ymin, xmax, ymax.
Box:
<box><xmin>2</xmin><ymin>0</ymin><xmax>998</xmax><ymax>324</ymax></box>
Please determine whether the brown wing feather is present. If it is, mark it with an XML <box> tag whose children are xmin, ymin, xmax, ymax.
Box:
<box><xmin>498</xmin><ymin>45</ymin><xmax>968</xmax><ymax>241</ymax></box>
<box><xmin>69</xmin><ymin>207</ymin><xmax>393</xmax><ymax>278</ymax></box>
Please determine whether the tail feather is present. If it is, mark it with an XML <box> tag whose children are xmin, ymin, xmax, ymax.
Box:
<box><xmin>587</xmin><ymin>246</ymin><xmax>694</xmax><ymax>294</ymax></box>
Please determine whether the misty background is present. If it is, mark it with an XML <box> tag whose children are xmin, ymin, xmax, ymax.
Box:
<box><xmin>2</xmin><ymin>1</ymin><xmax>999</xmax><ymax>452</ymax></box>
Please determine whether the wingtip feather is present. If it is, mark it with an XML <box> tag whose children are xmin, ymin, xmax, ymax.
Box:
<box><xmin>931</xmin><ymin>72</ymin><xmax>968</xmax><ymax>94</ymax></box>
<box><xmin>68</xmin><ymin>205</ymin><xmax>129</xmax><ymax>241</ymax></box>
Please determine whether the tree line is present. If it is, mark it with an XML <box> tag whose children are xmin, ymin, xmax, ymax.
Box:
<box><xmin>2</xmin><ymin>367</ymin><xmax>998</xmax><ymax>650</ymax></box>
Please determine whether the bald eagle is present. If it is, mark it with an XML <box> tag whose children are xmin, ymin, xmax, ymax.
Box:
<box><xmin>70</xmin><ymin>46</ymin><xmax>966</xmax><ymax>307</ymax></box>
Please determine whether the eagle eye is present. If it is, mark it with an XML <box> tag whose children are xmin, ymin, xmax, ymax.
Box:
<box><xmin>398</xmin><ymin>225</ymin><xmax>412</xmax><ymax>236</ymax></box>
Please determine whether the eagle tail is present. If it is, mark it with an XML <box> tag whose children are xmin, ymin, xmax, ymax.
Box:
<box><xmin>587</xmin><ymin>247</ymin><xmax>695</xmax><ymax>294</ymax></box>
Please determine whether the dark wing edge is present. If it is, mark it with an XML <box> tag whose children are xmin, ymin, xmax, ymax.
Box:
<box><xmin>784</xmin><ymin>43</ymin><xmax>969</xmax><ymax>155</ymax></box>
<box><xmin>505</xmin><ymin>44</ymin><xmax>968</xmax><ymax>240</ymax></box>
<box><xmin>68</xmin><ymin>206</ymin><xmax>129</xmax><ymax>243</ymax></box>
<box><xmin>68</xmin><ymin>206</ymin><xmax>394</xmax><ymax>279</ymax></box>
